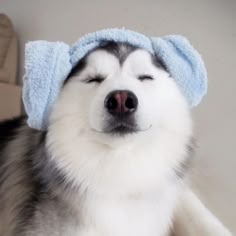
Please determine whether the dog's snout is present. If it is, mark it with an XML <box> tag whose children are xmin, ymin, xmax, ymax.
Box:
<box><xmin>105</xmin><ymin>90</ymin><xmax>138</xmax><ymax>116</ymax></box>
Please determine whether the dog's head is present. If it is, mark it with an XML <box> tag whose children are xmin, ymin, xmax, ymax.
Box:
<box><xmin>48</xmin><ymin>42</ymin><xmax>192</xmax><ymax>147</ymax></box>
<box><xmin>45</xmin><ymin>42</ymin><xmax>195</xmax><ymax>193</ymax></box>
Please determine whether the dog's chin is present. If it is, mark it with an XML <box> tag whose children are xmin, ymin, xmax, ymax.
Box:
<box><xmin>107</xmin><ymin>124</ymin><xmax>137</xmax><ymax>136</ymax></box>
<box><xmin>91</xmin><ymin>118</ymin><xmax>153</xmax><ymax>137</ymax></box>
<box><xmin>93</xmin><ymin>124</ymin><xmax>138</xmax><ymax>136</ymax></box>
<box><xmin>90</xmin><ymin>122</ymin><xmax>153</xmax><ymax>148</ymax></box>
<box><xmin>90</xmin><ymin>120</ymin><xmax>138</xmax><ymax>137</ymax></box>
<box><xmin>89</xmin><ymin>124</ymin><xmax>138</xmax><ymax>148</ymax></box>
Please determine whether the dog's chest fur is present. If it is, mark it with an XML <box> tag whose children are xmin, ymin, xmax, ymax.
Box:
<box><xmin>39</xmin><ymin>126</ymin><xmax>185</xmax><ymax>236</ymax></box>
<box><xmin>28</xmin><ymin>182</ymin><xmax>179</xmax><ymax>236</ymax></box>
<box><xmin>77</xmin><ymin>188</ymin><xmax>178</xmax><ymax>236</ymax></box>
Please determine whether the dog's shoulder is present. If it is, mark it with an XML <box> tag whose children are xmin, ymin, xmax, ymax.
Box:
<box><xmin>0</xmin><ymin>116</ymin><xmax>47</xmax><ymax>236</ymax></box>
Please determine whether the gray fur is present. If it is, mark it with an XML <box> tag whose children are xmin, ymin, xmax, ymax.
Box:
<box><xmin>0</xmin><ymin>118</ymin><xmax>75</xmax><ymax>236</ymax></box>
<box><xmin>0</xmin><ymin>117</ymin><xmax>193</xmax><ymax>236</ymax></box>
<box><xmin>0</xmin><ymin>43</ymin><xmax>193</xmax><ymax>236</ymax></box>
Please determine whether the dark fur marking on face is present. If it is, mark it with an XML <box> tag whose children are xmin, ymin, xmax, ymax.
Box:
<box><xmin>65</xmin><ymin>57</ymin><xmax>87</xmax><ymax>82</ymax></box>
<box><xmin>98</xmin><ymin>41</ymin><xmax>138</xmax><ymax>65</ymax></box>
<box><xmin>66</xmin><ymin>41</ymin><xmax>167</xmax><ymax>81</ymax></box>
<box><xmin>100</xmin><ymin>41</ymin><xmax>167</xmax><ymax>71</ymax></box>
<box><xmin>151</xmin><ymin>54</ymin><xmax>168</xmax><ymax>71</ymax></box>
<box><xmin>103</xmin><ymin>113</ymin><xmax>138</xmax><ymax>136</ymax></box>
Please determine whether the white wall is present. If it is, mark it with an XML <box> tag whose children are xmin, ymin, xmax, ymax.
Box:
<box><xmin>1</xmin><ymin>0</ymin><xmax>236</xmax><ymax>233</ymax></box>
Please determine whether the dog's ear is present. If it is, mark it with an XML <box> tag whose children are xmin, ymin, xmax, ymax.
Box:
<box><xmin>151</xmin><ymin>35</ymin><xmax>207</xmax><ymax>107</ymax></box>
<box><xmin>23</xmin><ymin>41</ymin><xmax>72</xmax><ymax>130</ymax></box>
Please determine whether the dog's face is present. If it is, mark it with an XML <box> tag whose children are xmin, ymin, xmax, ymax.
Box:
<box><xmin>49</xmin><ymin>42</ymin><xmax>192</xmax><ymax>148</ymax></box>
<box><xmin>47</xmin><ymin>42</ymin><xmax>193</xmax><ymax>192</ymax></box>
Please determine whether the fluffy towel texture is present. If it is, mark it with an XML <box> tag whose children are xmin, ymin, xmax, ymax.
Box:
<box><xmin>23</xmin><ymin>28</ymin><xmax>207</xmax><ymax>130</ymax></box>
<box><xmin>23</xmin><ymin>41</ymin><xmax>71</xmax><ymax>130</ymax></box>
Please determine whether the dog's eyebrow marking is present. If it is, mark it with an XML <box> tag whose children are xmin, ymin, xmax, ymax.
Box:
<box><xmin>66</xmin><ymin>58</ymin><xmax>87</xmax><ymax>81</ymax></box>
<box><xmin>66</xmin><ymin>42</ymin><xmax>167</xmax><ymax>83</ymax></box>
<box><xmin>151</xmin><ymin>54</ymin><xmax>167</xmax><ymax>71</ymax></box>
<box><xmin>98</xmin><ymin>42</ymin><xmax>138</xmax><ymax>65</ymax></box>
<box><xmin>100</xmin><ymin>42</ymin><xmax>167</xmax><ymax>70</ymax></box>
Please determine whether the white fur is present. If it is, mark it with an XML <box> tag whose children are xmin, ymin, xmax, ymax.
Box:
<box><xmin>173</xmin><ymin>188</ymin><xmax>233</xmax><ymax>236</ymax></box>
<box><xmin>46</xmin><ymin>49</ymin><xmax>193</xmax><ymax>235</ymax></box>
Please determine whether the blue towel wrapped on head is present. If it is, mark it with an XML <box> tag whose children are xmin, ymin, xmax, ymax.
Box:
<box><xmin>23</xmin><ymin>28</ymin><xmax>207</xmax><ymax>130</ymax></box>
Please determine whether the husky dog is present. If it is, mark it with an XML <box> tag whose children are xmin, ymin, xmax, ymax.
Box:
<box><xmin>0</xmin><ymin>42</ymin><xmax>231</xmax><ymax>236</ymax></box>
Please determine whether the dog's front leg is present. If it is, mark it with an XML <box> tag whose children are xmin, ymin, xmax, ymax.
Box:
<box><xmin>172</xmin><ymin>187</ymin><xmax>233</xmax><ymax>236</ymax></box>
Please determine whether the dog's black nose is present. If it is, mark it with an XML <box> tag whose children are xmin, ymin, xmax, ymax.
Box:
<box><xmin>105</xmin><ymin>90</ymin><xmax>138</xmax><ymax>116</ymax></box>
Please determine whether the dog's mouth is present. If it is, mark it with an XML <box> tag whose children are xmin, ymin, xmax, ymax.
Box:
<box><xmin>108</xmin><ymin>123</ymin><xmax>138</xmax><ymax>135</ymax></box>
<box><xmin>92</xmin><ymin>120</ymin><xmax>152</xmax><ymax>136</ymax></box>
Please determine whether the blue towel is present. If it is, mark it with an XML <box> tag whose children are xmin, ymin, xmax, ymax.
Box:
<box><xmin>23</xmin><ymin>28</ymin><xmax>207</xmax><ymax>130</ymax></box>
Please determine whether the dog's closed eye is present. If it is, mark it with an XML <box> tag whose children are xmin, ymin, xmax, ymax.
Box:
<box><xmin>138</xmin><ymin>75</ymin><xmax>154</xmax><ymax>81</ymax></box>
<box><xmin>85</xmin><ymin>75</ymin><xmax>105</xmax><ymax>84</ymax></box>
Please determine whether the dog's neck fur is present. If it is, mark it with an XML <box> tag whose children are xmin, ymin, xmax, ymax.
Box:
<box><xmin>41</xmin><ymin>126</ymin><xmax>190</xmax><ymax>236</ymax></box>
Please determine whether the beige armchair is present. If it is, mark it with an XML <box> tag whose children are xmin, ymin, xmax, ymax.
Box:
<box><xmin>0</xmin><ymin>13</ymin><xmax>21</xmax><ymax>120</ymax></box>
